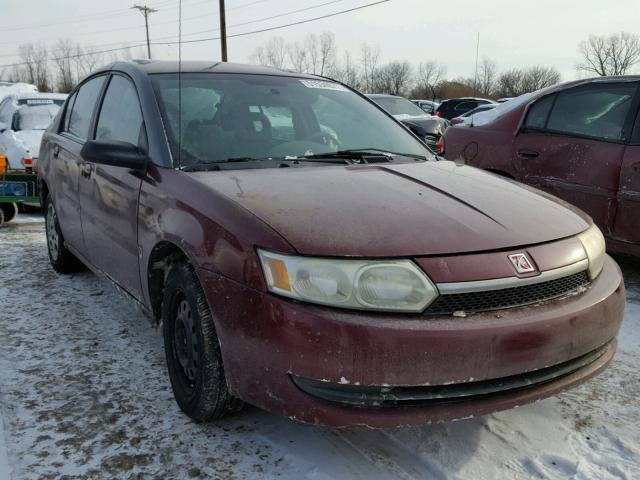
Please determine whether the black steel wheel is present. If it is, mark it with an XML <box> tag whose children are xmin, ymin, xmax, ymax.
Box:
<box><xmin>162</xmin><ymin>262</ymin><xmax>243</xmax><ymax>421</ymax></box>
<box><xmin>44</xmin><ymin>196</ymin><xmax>85</xmax><ymax>274</ymax></box>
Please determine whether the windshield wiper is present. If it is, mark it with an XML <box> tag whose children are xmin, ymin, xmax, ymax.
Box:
<box><xmin>298</xmin><ymin>149</ymin><xmax>427</xmax><ymax>162</ymax></box>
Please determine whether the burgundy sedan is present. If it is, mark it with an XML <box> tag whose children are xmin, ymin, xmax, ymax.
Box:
<box><xmin>442</xmin><ymin>77</ymin><xmax>640</xmax><ymax>257</ymax></box>
<box><xmin>38</xmin><ymin>61</ymin><xmax>625</xmax><ymax>428</ymax></box>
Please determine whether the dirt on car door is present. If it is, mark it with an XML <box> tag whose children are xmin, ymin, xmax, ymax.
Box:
<box><xmin>512</xmin><ymin>81</ymin><xmax>639</xmax><ymax>237</ymax></box>
<box><xmin>512</xmin><ymin>132</ymin><xmax>626</xmax><ymax>236</ymax></box>
<box><xmin>612</xmin><ymin>145</ymin><xmax>640</xmax><ymax>244</ymax></box>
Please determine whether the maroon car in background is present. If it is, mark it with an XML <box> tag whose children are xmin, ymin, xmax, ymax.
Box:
<box><xmin>443</xmin><ymin>77</ymin><xmax>640</xmax><ymax>257</ymax></box>
<box><xmin>38</xmin><ymin>61</ymin><xmax>625</xmax><ymax>428</ymax></box>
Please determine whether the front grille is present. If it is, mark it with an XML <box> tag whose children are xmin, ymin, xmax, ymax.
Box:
<box><xmin>425</xmin><ymin>271</ymin><xmax>590</xmax><ymax>315</ymax></box>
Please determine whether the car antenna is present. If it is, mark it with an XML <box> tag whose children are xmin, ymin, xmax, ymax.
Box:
<box><xmin>178</xmin><ymin>0</ymin><xmax>183</xmax><ymax>169</ymax></box>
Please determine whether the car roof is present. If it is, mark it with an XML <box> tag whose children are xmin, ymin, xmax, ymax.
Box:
<box><xmin>96</xmin><ymin>59</ymin><xmax>325</xmax><ymax>80</ymax></box>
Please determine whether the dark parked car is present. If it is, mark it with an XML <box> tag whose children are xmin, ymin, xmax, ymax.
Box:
<box><xmin>435</xmin><ymin>97</ymin><xmax>496</xmax><ymax>120</ymax></box>
<box><xmin>443</xmin><ymin>77</ymin><xmax>640</xmax><ymax>257</ymax></box>
<box><xmin>38</xmin><ymin>61</ymin><xmax>624</xmax><ymax>428</ymax></box>
<box><xmin>450</xmin><ymin>103</ymin><xmax>497</xmax><ymax>125</ymax></box>
<box><xmin>367</xmin><ymin>94</ymin><xmax>449</xmax><ymax>151</ymax></box>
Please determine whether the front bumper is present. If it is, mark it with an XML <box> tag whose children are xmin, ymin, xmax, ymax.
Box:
<box><xmin>197</xmin><ymin>255</ymin><xmax>625</xmax><ymax>428</ymax></box>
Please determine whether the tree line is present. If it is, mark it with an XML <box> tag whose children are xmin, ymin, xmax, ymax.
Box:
<box><xmin>251</xmin><ymin>31</ymin><xmax>640</xmax><ymax>100</ymax></box>
<box><xmin>2</xmin><ymin>31</ymin><xmax>639</xmax><ymax>98</ymax></box>
<box><xmin>0</xmin><ymin>41</ymin><xmax>145</xmax><ymax>93</ymax></box>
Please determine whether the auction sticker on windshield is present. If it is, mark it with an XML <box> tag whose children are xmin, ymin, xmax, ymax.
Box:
<box><xmin>299</xmin><ymin>79</ymin><xmax>348</xmax><ymax>91</ymax></box>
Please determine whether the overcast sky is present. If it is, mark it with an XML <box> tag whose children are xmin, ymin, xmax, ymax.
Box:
<box><xmin>1</xmin><ymin>0</ymin><xmax>639</xmax><ymax>81</ymax></box>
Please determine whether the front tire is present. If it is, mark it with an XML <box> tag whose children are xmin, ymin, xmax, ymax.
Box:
<box><xmin>44</xmin><ymin>196</ymin><xmax>84</xmax><ymax>274</ymax></box>
<box><xmin>162</xmin><ymin>262</ymin><xmax>242</xmax><ymax>422</ymax></box>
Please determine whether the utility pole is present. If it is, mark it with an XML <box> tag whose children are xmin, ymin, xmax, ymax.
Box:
<box><xmin>219</xmin><ymin>0</ymin><xmax>228</xmax><ymax>61</ymax></box>
<box><xmin>473</xmin><ymin>32</ymin><xmax>480</xmax><ymax>94</ymax></box>
<box><xmin>132</xmin><ymin>4</ymin><xmax>157</xmax><ymax>60</ymax></box>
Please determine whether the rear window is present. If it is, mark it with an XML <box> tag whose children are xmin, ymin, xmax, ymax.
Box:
<box><xmin>13</xmin><ymin>105</ymin><xmax>60</xmax><ymax>130</ymax></box>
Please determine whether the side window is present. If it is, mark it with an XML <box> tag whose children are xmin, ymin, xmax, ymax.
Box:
<box><xmin>95</xmin><ymin>75</ymin><xmax>143</xmax><ymax>146</ymax></box>
<box><xmin>455</xmin><ymin>101</ymin><xmax>477</xmax><ymax>111</ymax></box>
<box><xmin>545</xmin><ymin>84</ymin><xmax>637</xmax><ymax>142</ymax></box>
<box><xmin>62</xmin><ymin>91</ymin><xmax>77</xmax><ymax>133</ymax></box>
<box><xmin>524</xmin><ymin>95</ymin><xmax>555</xmax><ymax>129</ymax></box>
<box><xmin>67</xmin><ymin>75</ymin><xmax>106</xmax><ymax>140</ymax></box>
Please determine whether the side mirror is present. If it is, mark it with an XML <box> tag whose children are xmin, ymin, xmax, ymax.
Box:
<box><xmin>80</xmin><ymin>140</ymin><xmax>148</xmax><ymax>171</ymax></box>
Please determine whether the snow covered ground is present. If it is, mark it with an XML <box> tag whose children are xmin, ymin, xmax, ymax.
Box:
<box><xmin>0</xmin><ymin>215</ymin><xmax>638</xmax><ymax>480</ymax></box>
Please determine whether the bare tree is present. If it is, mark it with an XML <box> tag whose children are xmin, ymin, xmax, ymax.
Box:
<box><xmin>521</xmin><ymin>66</ymin><xmax>561</xmax><ymax>92</ymax></box>
<box><xmin>375</xmin><ymin>61</ymin><xmax>412</xmax><ymax>96</ymax></box>
<box><xmin>360</xmin><ymin>43</ymin><xmax>381</xmax><ymax>93</ymax></box>
<box><xmin>332</xmin><ymin>51</ymin><xmax>360</xmax><ymax>89</ymax></box>
<box><xmin>495</xmin><ymin>66</ymin><xmax>560</xmax><ymax>97</ymax></box>
<box><xmin>578</xmin><ymin>32</ymin><xmax>640</xmax><ymax>76</ymax></box>
<box><xmin>287</xmin><ymin>41</ymin><xmax>309</xmax><ymax>73</ymax></box>
<box><xmin>477</xmin><ymin>57</ymin><xmax>497</xmax><ymax>96</ymax></box>
<box><xmin>77</xmin><ymin>45</ymin><xmax>105</xmax><ymax>78</ymax></box>
<box><xmin>16</xmin><ymin>43</ymin><xmax>51</xmax><ymax>91</ymax></box>
<box><xmin>317</xmin><ymin>32</ymin><xmax>336</xmax><ymax>76</ymax></box>
<box><xmin>304</xmin><ymin>34</ymin><xmax>320</xmax><ymax>74</ymax></box>
<box><xmin>51</xmin><ymin>39</ymin><xmax>76</xmax><ymax>92</ymax></box>
<box><xmin>413</xmin><ymin>61</ymin><xmax>446</xmax><ymax>100</ymax></box>
<box><xmin>251</xmin><ymin>37</ymin><xmax>287</xmax><ymax>68</ymax></box>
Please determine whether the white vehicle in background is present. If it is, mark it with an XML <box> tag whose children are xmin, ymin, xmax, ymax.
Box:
<box><xmin>0</xmin><ymin>93</ymin><xmax>66</xmax><ymax>170</ymax></box>
<box><xmin>0</xmin><ymin>81</ymin><xmax>38</xmax><ymax>103</ymax></box>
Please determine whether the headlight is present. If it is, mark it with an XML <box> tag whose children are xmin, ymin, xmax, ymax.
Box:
<box><xmin>577</xmin><ymin>224</ymin><xmax>606</xmax><ymax>280</ymax></box>
<box><xmin>257</xmin><ymin>250</ymin><xmax>438</xmax><ymax>312</ymax></box>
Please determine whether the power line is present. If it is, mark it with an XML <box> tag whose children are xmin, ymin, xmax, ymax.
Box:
<box><xmin>144</xmin><ymin>0</ymin><xmax>351</xmax><ymax>46</ymax></box>
<box><xmin>0</xmin><ymin>0</ymin><xmax>352</xmax><ymax>61</ymax></box>
<box><xmin>159</xmin><ymin>0</ymin><xmax>391</xmax><ymax>45</ymax></box>
<box><xmin>0</xmin><ymin>0</ymin><xmax>390</xmax><ymax>69</ymax></box>
<box><xmin>0</xmin><ymin>0</ymin><xmax>267</xmax><ymax>34</ymax></box>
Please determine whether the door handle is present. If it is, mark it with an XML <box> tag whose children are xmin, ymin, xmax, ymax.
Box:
<box><xmin>81</xmin><ymin>162</ymin><xmax>93</xmax><ymax>178</ymax></box>
<box><xmin>53</xmin><ymin>144</ymin><xmax>60</xmax><ymax>158</ymax></box>
<box><xmin>632</xmin><ymin>161</ymin><xmax>640</xmax><ymax>172</ymax></box>
<box><xmin>517</xmin><ymin>149</ymin><xmax>540</xmax><ymax>159</ymax></box>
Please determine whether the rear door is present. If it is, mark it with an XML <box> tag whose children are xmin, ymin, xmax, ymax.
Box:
<box><xmin>79</xmin><ymin>73</ymin><xmax>146</xmax><ymax>299</ymax></box>
<box><xmin>512</xmin><ymin>81</ymin><xmax>639</xmax><ymax>236</ymax></box>
<box><xmin>612</xmin><ymin>110</ymin><xmax>640</xmax><ymax>243</ymax></box>
<box><xmin>51</xmin><ymin>76</ymin><xmax>106</xmax><ymax>255</ymax></box>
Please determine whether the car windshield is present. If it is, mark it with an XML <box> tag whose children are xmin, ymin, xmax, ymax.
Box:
<box><xmin>151</xmin><ymin>73</ymin><xmax>431</xmax><ymax>168</ymax></box>
<box><xmin>13</xmin><ymin>105</ymin><xmax>59</xmax><ymax>130</ymax></box>
<box><xmin>371</xmin><ymin>96</ymin><xmax>428</xmax><ymax>117</ymax></box>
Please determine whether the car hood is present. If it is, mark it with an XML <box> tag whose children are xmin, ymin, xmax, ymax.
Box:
<box><xmin>395</xmin><ymin>115</ymin><xmax>448</xmax><ymax>135</ymax></box>
<box><xmin>188</xmin><ymin>160</ymin><xmax>590</xmax><ymax>257</ymax></box>
<box><xmin>13</xmin><ymin>129</ymin><xmax>44</xmax><ymax>157</ymax></box>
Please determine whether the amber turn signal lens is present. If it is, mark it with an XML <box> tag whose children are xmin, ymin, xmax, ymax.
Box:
<box><xmin>0</xmin><ymin>154</ymin><xmax>6</xmax><ymax>175</ymax></box>
<box><xmin>264</xmin><ymin>257</ymin><xmax>292</xmax><ymax>292</ymax></box>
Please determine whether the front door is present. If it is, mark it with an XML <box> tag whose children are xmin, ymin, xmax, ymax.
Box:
<box><xmin>78</xmin><ymin>74</ymin><xmax>146</xmax><ymax>299</ymax></box>
<box><xmin>513</xmin><ymin>81</ymin><xmax>639</xmax><ymax>236</ymax></box>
